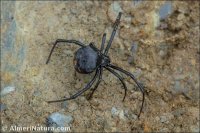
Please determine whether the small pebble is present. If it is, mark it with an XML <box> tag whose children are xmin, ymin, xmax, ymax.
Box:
<box><xmin>68</xmin><ymin>102</ymin><xmax>78</xmax><ymax>112</ymax></box>
<box><xmin>33</xmin><ymin>90</ymin><xmax>41</xmax><ymax>97</ymax></box>
<box><xmin>171</xmin><ymin>81</ymin><xmax>188</xmax><ymax>95</ymax></box>
<box><xmin>190</xmin><ymin>125</ymin><xmax>199</xmax><ymax>133</ymax></box>
<box><xmin>1</xmin><ymin>86</ymin><xmax>15</xmax><ymax>97</ymax></box>
<box><xmin>0</xmin><ymin>104</ymin><xmax>7</xmax><ymax>111</ymax></box>
<box><xmin>108</xmin><ymin>2</ymin><xmax>123</xmax><ymax>22</ymax></box>
<box><xmin>172</xmin><ymin>108</ymin><xmax>186</xmax><ymax>117</ymax></box>
<box><xmin>159</xmin><ymin>1</ymin><xmax>172</xmax><ymax>20</ymax></box>
<box><xmin>63</xmin><ymin>50</ymin><xmax>73</xmax><ymax>57</ymax></box>
<box><xmin>124</xmin><ymin>109</ymin><xmax>137</xmax><ymax>120</ymax></box>
<box><xmin>160</xmin><ymin>127</ymin><xmax>169</xmax><ymax>132</ymax></box>
<box><xmin>128</xmin><ymin>42</ymin><xmax>138</xmax><ymax>64</ymax></box>
<box><xmin>160</xmin><ymin>113</ymin><xmax>174</xmax><ymax>123</ymax></box>
<box><xmin>75</xmin><ymin>81</ymin><xmax>82</xmax><ymax>89</ymax></box>
<box><xmin>133</xmin><ymin>0</ymin><xmax>143</xmax><ymax>6</ymax></box>
<box><xmin>131</xmin><ymin>114</ymin><xmax>138</xmax><ymax>120</ymax></box>
<box><xmin>177</xmin><ymin>14</ymin><xmax>185</xmax><ymax>21</ymax></box>
<box><xmin>61</xmin><ymin>101</ymin><xmax>68</xmax><ymax>109</ymax></box>
<box><xmin>119</xmin><ymin>110</ymin><xmax>126</xmax><ymax>120</ymax></box>
<box><xmin>155</xmin><ymin>116</ymin><xmax>160</xmax><ymax>121</ymax></box>
<box><xmin>159</xmin><ymin>50</ymin><xmax>165</xmax><ymax>57</ymax></box>
<box><xmin>133</xmin><ymin>69</ymin><xmax>142</xmax><ymax>79</ymax></box>
<box><xmin>130</xmin><ymin>42</ymin><xmax>138</xmax><ymax>54</ymax></box>
<box><xmin>112</xmin><ymin>2</ymin><xmax>123</xmax><ymax>14</ymax></box>
<box><xmin>111</xmin><ymin>107</ymin><xmax>119</xmax><ymax>117</ymax></box>
<box><xmin>160</xmin><ymin>115</ymin><xmax>167</xmax><ymax>123</ymax></box>
<box><xmin>174</xmin><ymin>127</ymin><xmax>181</xmax><ymax>132</ymax></box>
<box><xmin>47</xmin><ymin>112</ymin><xmax>73</xmax><ymax>132</ymax></box>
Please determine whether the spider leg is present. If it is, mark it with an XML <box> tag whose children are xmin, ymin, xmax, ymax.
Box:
<box><xmin>108</xmin><ymin>64</ymin><xmax>145</xmax><ymax>118</ymax></box>
<box><xmin>46</xmin><ymin>39</ymin><xmax>86</xmax><ymax>64</ymax></box>
<box><xmin>104</xmin><ymin>12</ymin><xmax>122</xmax><ymax>55</ymax></box>
<box><xmin>105</xmin><ymin>67</ymin><xmax>127</xmax><ymax>101</ymax></box>
<box><xmin>87</xmin><ymin>67</ymin><xmax>103</xmax><ymax>100</ymax></box>
<box><xmin>100</xmin><ymin>33</ymin><xmax>106</xmax><ymax>53</ymax></box>
<box><xmin>47</xmin><ymin>69</ymin><xmax>99</xmax><ymax>103</ymax></box>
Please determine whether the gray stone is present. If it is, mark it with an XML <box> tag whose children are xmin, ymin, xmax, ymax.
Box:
<box><xmin>160</xmin><ymin>115</ymin><xmax>167</xmax><ymax>123</ymax></box>
<box><xmin>119</xmin><ymin>110</ymin><xmax>126</xmax><ymax>120</ymax></box>
<box><xmin>133</xmin><ymin>0</ymin><xmax>143</xmax><ymax>6</ymax></box>
<box><xmin>172</xmin><ymin>108</ymin><xmax>186</xmax><ymax>117</ymax></box>
<box><xmin>112</xmin><ymin>1</ymin><xmax>123</xmax><ymax>14</ymax></box>
<box><xmin>190</xmin><ymin>125</ymin><xmax>199</xmax><ymax>133</ymax></box>
<box><xmin>128</xmin><ymin>42</ymin><xmax>138</xmax><ymax>64</ymax></box>
<box><xmin>157</xmin><ymin>43</ymin><xmax>170</xmax><ymax>59</ymax></box>
<box><xmin>111</xmin><ymin>107</ymin><xmax>119</xmax><ymax>117</ymax></box>
<box><xmin>1</xmin><ymin>86</ymin><xmax>15</xmax><ymax>97</ymax></box>
<box><xmin>160</xmin><ymin>113</ymin><xmax>174</xmax><ymax>123</ymax></box>
<box><xmin>174</xmin><ymin>126</ymin><xmax>181</xmax><ymax>132</ymax></box>
<box><xmin>158</xmin><ymin>50</ymin><xmax>166</xmax><ymax>58</ymax></box>
<box><xmin>131</xmin><ymin>114</ymin><xmax>138</xmax><ymax>120</ymax></box>
<box><xmin>171</xmin><ymin>81</ymin><xmax>185</xmax><ymax>95</ymax></box>
<box><xmin>61</xmin><ymin>101</ymin><xmax>68</xmax><ymax>109</ymax></box>
<box><xmin>68</xmin><ymin>102</ymin><xmax>78</xmax><ymax>112</ymax></box>
<box><xmin>155</xmin><ymin>116</ymin><xmax>160</xmax><ymax>121</ymax></box>
<box><xmin>63</xmin><ymin>50</ymin><xmax>74</xmax><ymax>57</ymax></box>
<box><xmin>33</xmin><ymin>90</ymin><xmax>41</xmax><ymax>97</ymax></box>
<box><xmin>0</xmin><ymin>104</ymin><xmax>7</xmax><ymax>111</ymax></box>
<box><xmin>128</xmin><ymin>56</ymin><xmax>135</xmax><ymax>64</ymax></box>
<box><xmin>133</xmin><ymin>69</ymin><xmax>142</xmax><ymax>79</ymax></box>
<box><xmin>174</xmin><ymin>74</ymin><xmax>188</xmax><ymax>80</ymax></box>
<box><xmin>130</xmin><ymin>42</ymin><xmax>138</xmax><ymax>54</ymax></box>
<box><xmin>160</xmin><ymin>127</ymin><xmax>169</xmax><ymax>132</ymax></box>
<box><xmin>174</xmin><ymin>81</ymin><xmax>182</xmax><ymax>94</ymax></box>
<box><xmin>124</xmin><ymin>109</ymin><xmax>138</xmax><ymax>120</ymax></box>
<box><xmin>108</xmin><ymin>1</ymin><xmax>123</xmax><ymax>22</ymax></box>
<box><xmin>47</xmin><ymin>112</ymin><xmax>73</xmax><ymax>132</ymax></box>
<box><xmin>159</xmin><ymin>1</ymin><xmax>172</xmax><ymax>20</ymax></box>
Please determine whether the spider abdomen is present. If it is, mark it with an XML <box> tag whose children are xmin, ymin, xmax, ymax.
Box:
<box><xmin>74</xmin><ymin>45</ymin><xmax>100</xmax><ymax>74</ymax></box>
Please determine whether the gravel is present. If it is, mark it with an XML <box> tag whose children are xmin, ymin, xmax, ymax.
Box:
<box><xmin>1</xmin><ymin>86</ymin><xmax>15</xmax><ymax>97</ymax></box>
<box><xmin>119</xmin><ymin>110</ymin><xmax>126</xmax><ymax>120</ymax></box>
<box><xmin>111</xmin><ymin>107</ymin><xmax>126</xmax><ymax>120</ymax></box>
<box><xmin>1</xmin><ymin>1</ymin><xmax>198</xmax><ymax>132</ymax></box>
<box><xmin>61</xmin><ymin>101</ymin><xmax>68</xmax><ymax>109</ymax></box>
<box><xmin>190</xmin><ymin>125</ymin><xmax>199</xmax><ymax>133</ymax></box>
<box><xmin>112</xmin><ymin>2</ymin><xmax>123</xmax><ymax>14</ymax></box>
<box><xmin>33</xmin><ymin>90</ymin><xmax>41</xmax><ymax>97</ymax></box>
<box><xmin>124</xmin><ymin>109</ymin><xmax>138</xmax><ymax>120</ymax></box>
<box><xmin>173</xmin><ymin>81</ymin><xmax>182</xmax><ymax>94</ymax></box>
<box><xmin>111</xmin><ymin>107</ymin><xmax>119</xmax><ymax>117</ymax></box>
<box><xmin>47</xmin><ymin>112</ymin><xmax>73</xmax><ymax>132</ymax></box>
<box><xmin>67</xmin><ymin>102</ymin><xmax>78</xmax><ymax>112</ymax></box>
<box><xmin>128</xmin><ymin>42</ymin><xmax>138</xmax><ymax>64</ymax></box>
<box><xmin>160</xmin><ymin>115</ymin><xmax>168</xmax><ymax>123</ymax></box>
<box><xmin>0</xmin><ymin>104</ymin><xmax>7</xmax><ymax>111</ymax></box>
<box><xmin>159</xmin><ymin>113</ymin><xmax>174</xmax><ymax>123</ymax></box>
<box><xmin>108</xmin><ymin>1</ymin><xmax>123</xmax><ymax>22</ymax></box>
<box><xmin>159</xmin><ymin>1</ymin><xmax>172</xmax><ymax>20</ymax></box>
<box><xmin>172</xmin><ymin>108</ymin><xmax>186</xmax><ymax>117</ymax></box>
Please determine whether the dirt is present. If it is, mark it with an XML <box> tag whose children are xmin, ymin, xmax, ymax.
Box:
<box><xmin>1</xmin><ymin>1</ymin><xmax>199</xmax><ymax>132</ymax></box>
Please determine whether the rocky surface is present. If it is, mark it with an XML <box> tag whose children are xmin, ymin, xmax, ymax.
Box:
<box><xmin>1</xmin><ymin>1</ymin><xmax>199</xmax><ymax>132</ymax></box>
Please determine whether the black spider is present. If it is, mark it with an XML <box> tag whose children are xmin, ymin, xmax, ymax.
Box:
<box><xmin>46</xmin><ymin>12</ymin><xmax>145</xmax><ymax>118</ymax></box>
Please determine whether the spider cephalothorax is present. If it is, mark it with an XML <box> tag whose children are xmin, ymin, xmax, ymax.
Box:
<box><xmin>46</xmin><ymin>12</ymin><xmax>145</xmax><ymax>118</ymax></box>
